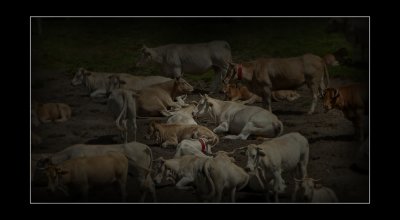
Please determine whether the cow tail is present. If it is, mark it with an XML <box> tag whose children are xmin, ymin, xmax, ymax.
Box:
<box><xmin>116</xmin><ymin>92</ymin><xmax>128</xmax><ymax>132</ymax></box>
<box><xmin>203</xmin><ymin>159</ymin><xmax>215</xmax><ymax>201</ymax></box>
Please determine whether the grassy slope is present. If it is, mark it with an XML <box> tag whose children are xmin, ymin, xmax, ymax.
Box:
<box><xmin>31</xmin><ymin>18</ymin><xmax>368</xmax><ymax>82</ymax></box>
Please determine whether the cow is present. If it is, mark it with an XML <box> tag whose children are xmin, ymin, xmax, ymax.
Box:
<box><xmin>166</xmin><ymin>102</ymin><xmax>198</xmax><ymax>125</ymax></box>
<box><xmin>71</xmin><ymin>67</ymin><xmax>138</xmax><ymax>98</ymax></box>
<box><xmin>31</xmin><ymin>102</ymin><xmax>72</xmax><ymax>124</ymax></box>
<box><xmin>242</xmin><ymin>132</ymin><xmax>309</xmax><ymax>202</ymax></box>
<box><xmin>197</xmin><ymin>151</ymin><xmax>249</xmax><ymax>202</ymax></box>
<box><xmin>107</xmin><ymin>88</ymin><xmax>138</xmax><ymax>143</ymax></box>
<box><xmin>153</xmin><ymin>155</ymin><xmax>209</xmax><ymax>191</ymax></box>
<box><xmin>106</xmin><ymin>74</ymin><xmax>171</xmax><ymax>94</ymax></box>
<box><xmin>174</xmin><ymin>138</ymin><xmax>213</xmax><ymax>158</ymax></box>
<box><xmin>293</xmin><ymin>177</ymin><xmax>339</xmax><ymax>203</ymax></box>
<box><xmin>146</xmin><ymin>121</ymin><xmax>219</xmax><ymax>148</ymax></box>
<box><xmin>223</xmin><ymin>53</ymin><xmax>329</xmax><ymax>114</ymax></box>
<box><xmin>36</xmin><ymin>141</ymin><xmax>156</xmax><ymax>202</ymax></box>
<box><xmin>135</xmin><ymin>77</ymin><xmax>194</xmax><ymax>117</ymax></box>
<box><xmin>222</xmin><ymin>83</ymin><xmax>263</xmax><ymax>104</ymax></box>
<box><xmin>136</xmin><ymin>41</ymin><xmax>232</xmax><ymax>93</ymax></box>
<box><xmin>326</xmin><ymin>18</ymin><xmax>369</xmax><ymax>63</ymax></box>
<box><xmin>193</xmin><ymin>94</ymin><xmax>283</xmax><ymax>140</ymax></box>
<box><xmin>322</xmin><ymin>83</ymin><xmax>368</xmax><ymax>141</ymax></box>
<box><xmin>43</xmin><ymin>152</ymin><xmax>129</xmax><ymax>202</ymax></box>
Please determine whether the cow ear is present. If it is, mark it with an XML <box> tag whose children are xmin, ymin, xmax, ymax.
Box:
<box><xmin>257</xmin><ymin>147</ymin><xmax>266</xmax><ymax>157</ymax></box>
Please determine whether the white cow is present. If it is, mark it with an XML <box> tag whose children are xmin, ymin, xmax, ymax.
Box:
<box><xmin>136</xmin><ymin>41</ymin><xmax>232</xmax><ymax>93</ymax></box>
<box><xmin>243</xmin><ymin>132</ymin><xmax>309</xmax><ymax>202</ymax></box>
<box><xmin>293</xmin><ymin>178</ymin><xmax>339</xmax><ymax>203</ymax></box>
<box><xmin>107</xmin><ymin>88</ymin><xmax>138</xmax><ymax>143</ymax></box>
<box><xmin>166</xmin><ymin>102</ymin><xmax>198</xmax><ymax>125</ymax></box>
<box><xmin>36</xmin><ymin>141</ymin><xmax>156</xmax><ymax>202</ymax></box>
<box><xmin>174</xmin><ymin>138</ymin><xmax>213</xmax><ymax>158</ymax></box>
<box><xmin>193</xmin><ymin>94</ymin><xmax>283</xmax><ymax>140</ymax></box>
<box><xmin>197</xmin><ymin>151</ymin><xmax>249</xmax><ymax>202</ymax></box>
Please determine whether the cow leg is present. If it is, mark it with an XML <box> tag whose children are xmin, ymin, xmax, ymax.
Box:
<box><xmin>146</xmin><ymin>175</ymin><xmax>157</xmax><ymax>202</ymax></box>
<box><xmin>210</xmin><ymin>68</ymin><xmax>223</xmax><ymax>94</ymax></box>
<box><xmin>307</xmin><ymin>81</ymin><xmax>319</xmax><ymax>114</ymax></box>
<box><xmin>263</xmin><ymin>86</ymin><xmax>272</xmax><ymax>112</ymax></box>
<box><xmin>175</xmin><ymin>176</ymin><xmax>194</xmax><ymax>190</ymax></box>
<box><xmin>292</xmin><ymin>180</ymin><xmax>300</xmax><ymax>202</ymax></box>
<box><xmin>230</xmin><ymin>187</ymin><xmax>237</xmax><ymax>203</ymax></box>
<box><xmin>161</xmin><ymin>138</ymin><xmax>178</xmax><ymax>148</ymax></box>
<box><xmin>272</xmin><ymin>169</ymin><xmax>286</xmax><ymax>203</ymax></box>
<box><xmin>213</xmin><ymin>121</ymin><xmax>229</xmax><ymax>133</ymax></box>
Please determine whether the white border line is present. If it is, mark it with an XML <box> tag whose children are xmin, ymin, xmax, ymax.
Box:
<box><xmin>30</xmin><ymin>16</ymin><xmax>370</xmax><ymax>204</ymax></box>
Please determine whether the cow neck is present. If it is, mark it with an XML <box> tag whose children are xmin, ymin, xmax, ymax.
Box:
<box><xmin>237</xmin><ymin>64</ymin><xmax>252</xmax><ymax>81</ymax></box>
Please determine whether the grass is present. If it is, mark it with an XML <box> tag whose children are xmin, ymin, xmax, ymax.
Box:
<box><xmin>31</xmin><ymin>18</ymin><xmax>368</xmax><ymax>82</ymax></box>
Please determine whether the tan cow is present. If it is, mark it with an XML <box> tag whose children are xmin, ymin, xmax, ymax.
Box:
<box><xmin>135</xmin><ymin>77</ymin><xmax>194</xmax><ymax>117</ymax></box>
<box><xmin>223</xmin><ymin>54</ymin><xmax>329</xmax><ymax>114</ymax></box>
<box><xmin>43</xmin><ymin>152</ymin><xmax>129</xmax><ymax>202</ymax></box>
<box><xmin>323</xmin><ymin>83</ymin><xmax>368</xmax><ymax>141</ymax></box>
<box><xmin>36</xmin><ymin>141</ymin><xmax>156</xmax><ymax>202</ymax></box>
<box><xmin>32</xmin><ymin>102</ymin><xmax>72</xmax><ymax>124</ymax></box>
<box><xmin>197</xmin><ymin>151</ymin><xmax>249</xmax><ymax>202</ymax></box>
<box><xmin>146</xmin><ymin>121</ymin><xmax>219</xmax><ymax>148</ymax></box>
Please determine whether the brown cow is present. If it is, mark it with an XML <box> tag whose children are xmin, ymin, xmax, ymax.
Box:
<box><xmin>223</xmin><ymin>54</ymin><xmax>329</xmax><ymax>114</ymax></box>
<box><xmin>323</xmin><ymin>83</ymin><xmax>368</xmax><ymax>141</ymax></box>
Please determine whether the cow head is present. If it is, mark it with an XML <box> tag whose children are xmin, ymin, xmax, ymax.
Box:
<box><xmin>294</xmin><ymin>177</ymin><xmax>321</xmax><ymax>201</ymax></box>
<box><xmin>173</xmin><ymin>77</ymin><xmax>194</xmax><ymax>95</ymax></box>
<box><xmin>222</xmin><ymin>83</ymin><xmax>240</xmax><ymax>101</ymax></box>
<box><xmin>323</xmin><ymin>54</ymin><xmax>340</xmax><ymax>66</ymax></box>
<box><xmin>322</xmin><ymin>88</ymin><xmax>340</xmax><ymax>112</ymax></box>
<box><xmin>136</xmin><ymin>45</ymin><xmax>155</xmax><ymax>67</ymax></box>
<box><xmin>46</xmin><ymin>165</ymin><xmax>69</xmax><ymax>193</ymax></box>
<box><xmin>71</xmin><ymin>67</ymin><xmax>91</xmax><ymax>86</ymax></box>
<box><xmin>245</xmin><ymin>144</ymin><xmax>265</xmax><ymax>172</ymax></box>
<box><xmin>153</xmin><ymin>157</ymin><xmax>168</xmax><ymax>185</ymax></box>
<box><xmin>193</xmin><ymin>94</ymin><xmax>214</xmax><ymax>118</ymax></box>
<box><xmin>146</xmin><ymin>120</ymin><xmax>162</xmax><ymax>142</ymax></box>
<box><xmin>222</xmin><ymin>62</ymin><xmax>238</xmax><ymax>85</ymax></box>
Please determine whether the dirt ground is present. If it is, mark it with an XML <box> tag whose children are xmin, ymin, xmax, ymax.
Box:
<box><xmin>30</xmin><ymin>70</ymin><xmax>369</xmax><ymax>203</ymax></box>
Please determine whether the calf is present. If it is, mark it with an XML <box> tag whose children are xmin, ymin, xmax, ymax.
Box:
<box><xmin>293</xmin><ymin>178</ymin><xmax>339</xmax><ymax>203</ymax></box>
<box><xmin>32</xmin><ymin>102</ymin><xmax>72</xmax><ymax>124</ymax></box>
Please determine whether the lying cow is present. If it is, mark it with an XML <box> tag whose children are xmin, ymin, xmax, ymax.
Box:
<box><xmin>174</xmin><ymin>138</ymin><xmax>213</xmax><ymax>158</ymax></box>
<box><xmin>223</xmin><ymin>53</ymin><xmax>329</xmax><ymax>114</ymax></box>
<box><xmin>147</xmin><ymin>121</ymin><xmax>219</xmax><ymax>148</ymax></box>
<box><xmin>136</xmin><ymin>41</ymin><xmax>232</xmax><ymax>93</ymax></box>
<box><xmin>323</xmin><ymin>83</ymin><xmax>368</xmax><ymax>141</ymax></box>
<box><xmin>36</xmin><ymin>141</ymin><xmax>156</xmax><ymax>202</ymax></box>
<box><xmin>198</xmin><ymin>151</ymin><xmax>249</xmax><ymax>202</ymax></box>
<box><xmin>135</xmin><ymin>77</ymin><xmax>193</xmax><ymax>117</ymax></box>
<box><xmin>222</xmin><ymin>83</ymin><xmax>262</xmax><ymax>104</ymax></box>
<box><xmin>42</xmin><ymin>152</ymin><xmax>128</xmax><ymax>202</ymax></box>
<box><xmin>293</xmin><ymin>178</ymin><xmax>339</xmax><ymax>203</ymax></box>
<box><xmin>71</xmin><ymin>67</ymin><xmax>138</xmax><ymax>98</ymax></box>
<box><xmin>166</xmin><ymin>102</ymin><xmax>198</xmax><ymax>125</ymax></box>
<box><xmin>31</xmin><ymin>102</ymin><xmax>72</xmax><ymax>124</ymax></box>
<box><xmin>242</xmin><ymin>132</ymin><xmax>309</xmax><ymax>202</ymax></box>
<box><xmin>193</xmin><ymin>94</ymin><xmax>283</xmax><ymax>140</ymax></box>
<box><xmin>153</xmin><ymin>155</ymin><xmax>209</xmax><ymax>190</ymax></box>
<box><xmin>107</xmin><ymin>88</ymin><xmax>138</xmax><ymax>143</ymax></box>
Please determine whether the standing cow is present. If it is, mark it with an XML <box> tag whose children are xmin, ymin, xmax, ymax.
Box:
<box><xmin>136</xmin><ymin>41</ymin><xmax>232</xmax><ymax>93</ymax></box>
<box><xmin>223</xmin><ymin>54</ymin><xmax>329</xmax><ymax>114</ymax></box>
